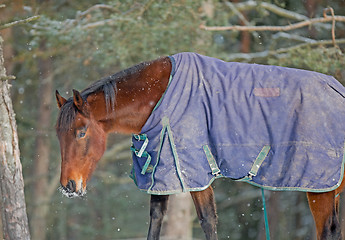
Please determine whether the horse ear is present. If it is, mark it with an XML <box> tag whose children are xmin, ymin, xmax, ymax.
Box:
<box><xmin>56</xmin><ymin>90</ymin><xmax>67</xmax><ymax>109</ymax></box>
<box><xmin>72</xmin><ymin>89</ymin><xmax>85</xmax><ymax>112</ymax></box>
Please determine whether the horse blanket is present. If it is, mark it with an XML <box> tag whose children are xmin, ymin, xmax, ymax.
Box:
<box><xmin>130</xmin><ymin>52</ymin><xmax>345</xmax><ymax>195</ymax></box>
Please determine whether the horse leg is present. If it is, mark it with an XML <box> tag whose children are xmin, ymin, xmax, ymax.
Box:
<box><xmin>334</xmin><ymin>176</ymin><xmax>345</xmax><ymax>215</ymax></box>
<box><xmin>147</xmin><ymin>195</ymin><xmax>169</xmax><ymax>240</ymax></box>
<box><xmin>307</xmin><ymin>190</ymin><xmax>341</xmax><ymax>240</ymax></box>
<box><xmin>307</xmin><ymin>175</ymin><xmax>345</xmax><ymax>240</ymax></box>
<box><xmin>191</xmin><ymin>186</ymin><xmax>218</xmax><ymax>240</ymax></box>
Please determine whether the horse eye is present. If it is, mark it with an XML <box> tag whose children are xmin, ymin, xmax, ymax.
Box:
<box><xmin>79</xmin><ymin>132</ymin><xmax>86</xmax><ymax>138</ymax></box>
<box><xmin>77</xmin><ymin>130</ymin><xmax>86</xmax><ymax>139</ymax></box>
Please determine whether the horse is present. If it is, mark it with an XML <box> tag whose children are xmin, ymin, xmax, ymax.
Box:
<box><xmin>55</xmin><ymin>52</ymin><xmax>345</xmax><ymax>240</ymax></box>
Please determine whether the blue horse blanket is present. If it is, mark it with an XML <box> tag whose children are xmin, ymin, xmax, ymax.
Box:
<box><xmin>130</xmin><ymin>52</ymin><xmax>345</xmax><ymax>195</ymax></box>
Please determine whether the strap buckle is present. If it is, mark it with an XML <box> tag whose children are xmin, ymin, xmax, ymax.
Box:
<box><xmin>131</xmin><ymin>134</ymin><xmax>151</xmax><ymax>175</ymax></box>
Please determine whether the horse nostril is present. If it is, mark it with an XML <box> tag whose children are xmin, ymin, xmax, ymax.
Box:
<box><xmin>66</xmin><ymin>180</ymin><xmax>76</xmax><ymax>192</ymax></box>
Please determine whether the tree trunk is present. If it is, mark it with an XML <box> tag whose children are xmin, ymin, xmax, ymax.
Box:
<box><xmin>239</xmin><ymin>13</ymin><xmax>250</xmax><ymax>53</ymax></box>
<box><xmin>0</xmin><ymin>0</ymin><xmax>23</xmax><ymax>74</ymax></box>
<box><xmin>30</xmin><ymin>49</ymin><xmax>53</xmax><ymax>240</ymax></box>
<box><xmin>0</xmin><ymin>35</ymin><xmax>31</xmax><ymax>240</ymax></box>
<box><xmin>232</xmin><ymin>0</ymin><xmax>251</xmax><ymax>53</ymax></box>
<box><xmin>304</xmin><ymin>0</ymin><xmax>321</xmax><ymax>38</ymax></box>
<box><xmin>161</xmin><ymin>193</ymin><xmax>193</xmax><ymax>240</ymax></box>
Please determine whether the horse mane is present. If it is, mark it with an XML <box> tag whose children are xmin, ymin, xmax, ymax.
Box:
<box><xmin>56</xmin><ymin>61</ymin><xmax>151</xmax><ymax>133</ymax></box>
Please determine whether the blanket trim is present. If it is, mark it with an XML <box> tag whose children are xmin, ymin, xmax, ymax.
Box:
<box><xmin>235</xmin><ymin>141</ymin><xmax>345</xmax><ymax>193</ymax></box>
<box><xmin>152</xmin><ymin>56</ymin><xmax>176</xmax><ymax>112</ymax></box>
<box><xmin>130</xmin><ymin>53</ymin><xmax>345</xmax><ymax>194</ymax></box>
<box><xmin>133</xmin><ymin>139</ymin><xmax>345</xmax><ymax>194</ymax></box>
<box><xmin>131</xmin><ymin>130</ymin><xmax>345</xmax><ymax>194</ymax></box>
<box><xmin>147</xmin><ymin>116</ymin><xmax>187</xmax><ymax>193</ymax></box>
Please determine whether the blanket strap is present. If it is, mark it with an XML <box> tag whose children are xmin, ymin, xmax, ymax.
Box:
<box><xmin>133</xmin><ymin>134</ymin><xmax>149</xmax><ymax>157</ymax></box>
<box><xmin>253</xmin><ymin>146</ymin><xmax>271</xmax><ymax>240</ymax></box>
<box><xmin>249</xmin><ymin>145</ymin><xmax>271</xmax><ymax>177</ymax></box>
<box><xmin>203</xmin><ymin>145</ymin><xmax>221</xmax><ymax>176</ymax></box>
<box><xmin>261</xmin><ymin>188</ymin><xmax>271</xmax><ymax>240</ymax></box>
<box><xmin>131</xmin><ymin>134</ymin><xmax>152</xmax><ymax>175</ymax></box>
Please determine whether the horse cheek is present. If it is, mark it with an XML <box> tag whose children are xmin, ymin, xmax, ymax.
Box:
<box><xmin>94</xmin><ymin>130</ymin><xmax>107</xmax><ymax>162</ymax></box>
<box><xmin>85</xmin><ymin>136</ymin><xmax>106</xmax><ymax>182</ymax></box>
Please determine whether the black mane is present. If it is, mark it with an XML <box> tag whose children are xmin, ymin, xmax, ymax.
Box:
<box><xmin>56</xmin><ymin>61</ymin><xmax>150</xmax><ymax>133</ymax></box>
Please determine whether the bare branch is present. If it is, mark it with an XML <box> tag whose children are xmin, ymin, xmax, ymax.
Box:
<box><xmin>53</xmin><ymin>4</ymin><xmax>123</xmax><ymax>33</ymax></box>
<box><xmin>81</xmin><ymin>17</ymin><xmax>134</xmax><ymax>29</ymax></box>
<box><xmin>227</xmin><ymin>38</ymin><xmax>345</xmax><ymax>61</ymax></box>
<box><xmin>0</xmin><ymin>75</ymin><xmax>16</xmax><ymax>81</ymax></box>
<box><xmin>259</xmin><ymin>2</ymin><xmax>307</xmax><ymax>21</ymax></box>
<box><xmin>230</xmin><ymin>1</ymin><xmax>331</xmax><ymax>30</ymax></box>
<box><xmin>324</xmin><ymin>8</ymin><xmax>337</xmax><ymax>47</ymax></box>
<box><xmin>234</xmin><ymin>0</ymin><xmax>308</xmax><ymax>21</ymax></box>
<box><xmin>200</xmin><ymin>15</ymin><xmax>345</xmax><ymax>32</ymax></box>
<box><xmin>224</xmin><ymin>1</ymin><xmax>259</xmax><ymax>38</ymax></box>
<box><xmin>0</xmin><ymin>15</ymin><xmax>40</xmax><ymax>30</ymax></box>
<box><xmin>225</xmin><ymin>1</ymin><xmax>250</xmax><ymax>25</ymax></box>
<box><xmin>76</xmin><ymin>4</ymin><xmax>116</xmax><ymax>19</ymax></box>
<box><xmin>272</xmin><ymin>32</ymin><xmax>317</xmax><ymax>43</ymax></box>
<box><xmin>275</xmin><ymin>38</ymin><xmax>345</xmax><ymax>53</ymax></box>
<box><xmin>55</xmin><ymin>16</ymin><xmax>134</xmax><ymax>33</ymax></box>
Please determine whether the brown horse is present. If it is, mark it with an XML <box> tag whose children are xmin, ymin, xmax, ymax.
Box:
<box><xmin>55</xmin><ymin>54</ymin><xmax>345</xmax><ymax>240</ymax></box>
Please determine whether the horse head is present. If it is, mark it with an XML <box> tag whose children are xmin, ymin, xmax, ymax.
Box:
<box><xmin>55</xmin><ymin>90</ymin><xmax>107</xmax><ymax>198</ymax></box>
<box><xmin>54</xmin><ymin>57</ymin><xmax>171</xmax><ymax>198</ymax></box>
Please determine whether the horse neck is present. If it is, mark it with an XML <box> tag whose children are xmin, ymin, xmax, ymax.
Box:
<box><xmin>87</xmin><ymin>57</ymin><xmax>172</xmax><ymax>134</ymax></box>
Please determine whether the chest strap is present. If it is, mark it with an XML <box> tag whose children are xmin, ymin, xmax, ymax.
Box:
<box><xmin>131</xmin><ymin>134</ymin><xmax>152</xmax><ymax>175</ymax></box>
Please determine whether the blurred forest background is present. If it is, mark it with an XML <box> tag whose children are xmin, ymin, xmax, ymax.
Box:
<box><xmin>1</xmin><ymin>0</ymin><xmax>345</xmax><ymax>239</ymax></box>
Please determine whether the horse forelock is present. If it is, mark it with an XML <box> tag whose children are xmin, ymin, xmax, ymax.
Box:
<box><xmin>56</xmin><ymin>82</ymin><xmax>118</xmax><ymax>134</ymax></box>
<box><xmin>56</xmin><ymin>99</ymin><xmax>78</xmax><ymax>134</ymax></box>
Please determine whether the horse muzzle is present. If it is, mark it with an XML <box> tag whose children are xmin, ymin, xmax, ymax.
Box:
<box><xmin>59</xmin><ymin>179</ymin><xmax>86</xmax><ymax>198</ymax></box>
